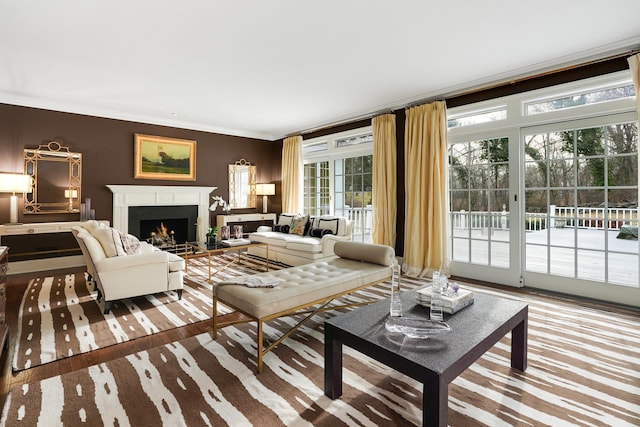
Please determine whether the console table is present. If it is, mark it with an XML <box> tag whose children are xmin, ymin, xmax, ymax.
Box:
<box><xmin>216</xmin><ymin>213</ymin><xmax>277</xmax><ymax>234</ymax></box>
<box><xmin>0</xmin><ymin>247</ymin><xmax>8</xmax><ymax>358</ymax></box>
<box><xmin>0</xmin><ymin>220</ymin><xmax>109</xmax><ymax>274</ymax></box>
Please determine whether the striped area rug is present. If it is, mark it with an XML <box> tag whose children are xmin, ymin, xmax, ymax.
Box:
<box><xmin>11</xmin><ymin>254</ymin><xmax>272</xmax><ymax>371</ymax></box>
<box><xmin>2</xmin><ymin>274</ymin><xmax>639</xmax><ymax>426</ymax></box>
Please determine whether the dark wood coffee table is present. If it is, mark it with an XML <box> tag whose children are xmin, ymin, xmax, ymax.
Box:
<box><xmin>324</xmin><ymin>291</ymin><xmax>528</xmax><ymax>427</ymax></box>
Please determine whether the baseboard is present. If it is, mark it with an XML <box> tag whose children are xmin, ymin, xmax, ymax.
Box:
<box><xmin>7</xmin><ymin>255</ymin><xmax>85</xmax><ymax>275</ymax></box>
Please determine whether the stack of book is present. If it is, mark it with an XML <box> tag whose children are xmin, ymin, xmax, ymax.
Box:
<box><xmin>221</xmin><ymin>238</ymin><xmax>252</xmax><ymax>247</ymax></box>
<box><xmin>415</xmin><ymin>285</ymin><xmax>474</xmax><ymax>314</ymax></box>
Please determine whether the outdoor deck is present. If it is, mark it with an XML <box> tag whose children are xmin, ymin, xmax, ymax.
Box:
<box><xmin>353</xmin><ymin>227</ymin><xmax>638</xmax><ymax>286</ymax></box>
<box><xmin>451</xmin><ymin>227</ymin><xmax>639</xmax><ymax>286</ymax></box>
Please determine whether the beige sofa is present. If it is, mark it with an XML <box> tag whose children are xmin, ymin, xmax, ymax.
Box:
<box><xmin>213</xmin><ymin>240</ymin><xmax>395</xmax><ymax>372</ymax></box>
<box><xmin>72</xmin><ymin>220</ymin><xmax>185</xmax><ymax>314</ymax></box>
<box><xmin>248</xmin><ymin>214</ymin><xmax>352</xmax><ymax>265</ymax></box>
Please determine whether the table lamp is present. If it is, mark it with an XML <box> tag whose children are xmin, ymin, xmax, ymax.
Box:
<box><xmin>0</xmin><ymin>173</ymin><xmax>32</xmax><ymax>224</ymax></box>
<box><xmin>64</xmin><ymin>189</ymin><xmax>78</xmax><ymax>210</ymax></box>
<box><xmin>255</xmin><ymin>183</ymin><xmax>275</xmax><ymax>214</ymax></box>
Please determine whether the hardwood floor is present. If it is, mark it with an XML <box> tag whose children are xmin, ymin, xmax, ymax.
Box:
<box><xmin>0</xmin><ymin>267</ymin><xmax>236</xmax><ymax>411</ymax></box>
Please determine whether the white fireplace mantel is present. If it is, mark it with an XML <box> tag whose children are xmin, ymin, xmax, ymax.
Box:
<box><xmin>107</xmin><ymin>185</ymin><xmax>216</xmax><ymax>244</ymax></box>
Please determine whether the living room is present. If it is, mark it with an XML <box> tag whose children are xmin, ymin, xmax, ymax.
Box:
<box><xmin>0</xmin><ymin>3</ymin><xmax>639</xmax><ymax>426</ymax></box>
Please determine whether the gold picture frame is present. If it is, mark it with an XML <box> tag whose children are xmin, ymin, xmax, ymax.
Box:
<box><xmin>134</xmin><ymin>134</ymin><xmax>196</xmax><ymax>181</ymax></box>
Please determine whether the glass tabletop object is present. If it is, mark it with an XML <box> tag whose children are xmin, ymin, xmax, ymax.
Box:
<box><xmin>384</xmin><ymin>316</ymin><xmax>451</xmax><ymax>339</ymax></box>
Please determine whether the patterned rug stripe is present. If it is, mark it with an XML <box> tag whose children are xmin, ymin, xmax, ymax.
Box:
<box><xmin>12</xmin><ymin>254</ymin><xmax>270</xmax><ymax>371</ymax></box>
<box><xmin>3</xmin><ymin>258</ymin><xmax>639</xmax><ymax>426</ymax></box>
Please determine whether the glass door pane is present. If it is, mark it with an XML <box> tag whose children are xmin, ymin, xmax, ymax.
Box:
<box><xmin>334</xmin><ymin>155</ymin><xmax>372</xmax><ymax>242</ymax></box>
<box><xmin>523</xmin><ymin>121</ymin><xmax>638</xmax><ymax>287</ymax></box>
<box><xmin>449</xmin><ymin>137</ymin><xmax>514</xmax><ymax>277</ymax></box>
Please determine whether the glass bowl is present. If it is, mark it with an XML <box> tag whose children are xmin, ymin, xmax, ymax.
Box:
<box><xmin>384</xmin><ymin>316</ymin><xmax>451</xmax><ymax>339</ymax></box>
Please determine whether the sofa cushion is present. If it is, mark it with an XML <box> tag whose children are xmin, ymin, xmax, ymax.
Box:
<box><xmin>308</xmin><ymin>215</ymin><xmax>318</xmax><ymax>230</ymax></box>
<box><xmin>269</xmin><ymin>233</ymin><xmax>306</xmax><ymax>247</ymax></box>
<box><xmin>77</xmin><ymin>230</ymin><xmax>107</xmax><ymax>263</ymax></box>
<box><xmin>272</xmin><ymin>224</ymin><xmax>290</xmax><ymax>233</ymax></box>
<box><xmin>334</xmin><ymin>241</ymin><xmax>395</xmax><ymax>266</ymax></box>
<box><xmin>83</xmin><ymin>220</ymin><xmax>105</xmax><ymax>234</ymax></box>
<box><xmin>317</xmin><ymin>218</ymin><xmax>340</xmax><ymax>235</ymax></box>
<box><xmin>309</xmin><ymin>227</ymin><xmax>333</xmax><ymax>238</ymax></box>
<box><xmin>92</xmin><ymin>227</ymin><xmax>127</xmax><ymax>257</ymax></box>
<box><xmin>285</xmin><ymin>237</ymin><xmax>322</xmax><ymax>254</ymax></box>
<box><xmin>289</xmin><ymin>215</ymin><xmax>309</xmax><ymax>236</ymax></box>
<box><xmin>248</xmin><ymin>231</ymin><xmax>273</xmax><ymax>244</ymax></box>
<box><xmin>120</xmin><ymin>233</ymin><xmax>142</xmax><ymax>255</ymax></box>
<box><xmin>278</xmin><ymin>213</ymin><xmax>296</xmax><ymax>225</ymax></box>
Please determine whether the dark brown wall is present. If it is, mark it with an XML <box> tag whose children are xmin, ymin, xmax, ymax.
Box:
<box><xmin>0</xmin><ymin>104</ymin><xmax>283</xmax><ymax>226</ymax></box>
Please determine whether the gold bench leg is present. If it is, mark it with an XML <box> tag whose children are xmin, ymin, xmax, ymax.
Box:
<box><xmin>257</xmin><ymin>320</ymin><xmax>264</xmax><ymax>373</ymax></box>
<box><xmin>212</xmin><ymin>296</ymin><xmax>218</xmax><ymax>339</ymax></box>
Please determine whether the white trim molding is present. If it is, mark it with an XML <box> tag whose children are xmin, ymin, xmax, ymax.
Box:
<box><xmin>107</xmin><ymin>185</ymin><xmax>216</xmax><ymax>244</ymax></box>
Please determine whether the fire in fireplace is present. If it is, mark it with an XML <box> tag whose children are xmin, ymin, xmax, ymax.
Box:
<box><xmin>148</xmin><ymin>222</ymin><xmax>176</xmax><ymax>246</ymax></box>
<box><xmin>128</xmin><ymin>205</ymin><xmax>198</xmax><ymax>244</ymax></box>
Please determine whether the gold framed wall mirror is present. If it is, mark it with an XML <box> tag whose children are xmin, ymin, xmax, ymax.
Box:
<box><xmin>24</xmin><ymin>141</ymin><xmax>82</xmax><ymax>214</ymax></box>
<box><xmin>228</xmin><ymin>159</ymin><xmax>256</xmax><ymax>209</ymax></box>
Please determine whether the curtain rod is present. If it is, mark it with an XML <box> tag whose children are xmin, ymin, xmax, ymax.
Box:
<box><xmin>444</xmin><ymin>47</ymin><xmax>640</xmax><ymax>102</ymax></box>
<box><xmin>291</xmin><ymin>48</ymin><xmax>640</xmax><ymax>139</ymax></box>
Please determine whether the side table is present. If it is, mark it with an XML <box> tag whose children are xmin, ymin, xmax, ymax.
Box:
<box><xmin>0</xmin><ymin>246</ymin><xmax>9</xmax><ymax>356</ymax></box>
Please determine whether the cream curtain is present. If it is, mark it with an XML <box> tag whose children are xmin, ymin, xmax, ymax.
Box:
<box><xmin>371</xmin><ymin>114</ymin><xmax>397</xmax><ymax>247</ymax></box>
<box><xmin>628</xmin><ymin>54</ymin><xmax>640</xmax><ymax>229</ymax></box>
<box><xmin>403</xmin><ymin>101</ymin><xmax>450</xmax><ymax>278</ymax></box>
<box><xmin>281</xmin><ymin>135</ymin><xmax>303</xmax><ymax>214</ymax></box>
<box><xmin>629</xmin><ymin>54</ymin><xmax>640</xmax><ymax>122</ymax></box>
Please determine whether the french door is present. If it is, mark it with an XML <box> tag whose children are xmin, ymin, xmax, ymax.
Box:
<box><xmin>449</xmin><ymin>130</ymin><xmax>522</xmax><ymax>286</ymax></box>
<box><xmin>449</xmin><ymin>114</ymin><xmax>639</xmax><ymax>304</ymax></box>
<box><xmin>521</xmin><ymin>113</ymin><xmax>639</xmax><ymax>300</ymax></box>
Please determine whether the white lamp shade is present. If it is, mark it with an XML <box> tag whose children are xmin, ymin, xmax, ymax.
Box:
<box><xmin>0</xmin><ymin>173</ymin><xmax>32</xmax><ymax>194</ymax></box>
<box><xmin>64</xmin><ymin>189</ymin><xmax>78</xmax><ymax>198</ymax></box>
<box><xmin>255</xmin><ymin>183</ymin><xmax>275</xmax><ymax>196</ymax></box>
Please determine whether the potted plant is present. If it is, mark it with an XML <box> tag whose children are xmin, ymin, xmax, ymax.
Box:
<box><xmin>206</xmin><ymin>226</ymin><xmax>218</xmax><ymax>246</ymax></box>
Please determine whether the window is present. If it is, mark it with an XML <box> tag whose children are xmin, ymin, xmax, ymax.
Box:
<box><xmin>303</xmin><ymin>127</ymin><xmax>373</xmax><ymax>242</ymax></box>
<box><xmin>524</xmin><ymin>83</ymin><xmax>635</xmax><ymax>116</ymax></box>
<box><xmin>448</xmin><ymin>107</ymin><xmax>507</xmax><ymax>129</ymax></box>
<box><xmin>447</xmin><ymin>70</ymin><xmax>638</xmax><ymax>303</ymax></box>
<box><xmin>334</xmin><ymin>155</ymin><xmax>373</xmax><ymax>242</ymax></box>
<box><xmin>303</xmin><ymin>161</ymin><xmax>330</xmax><ymax>216</ymax></box>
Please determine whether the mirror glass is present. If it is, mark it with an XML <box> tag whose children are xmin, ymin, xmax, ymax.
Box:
<box><xmin>228</xmin><ymin>159</ymin><xmax>256</xmax><ymax>209</ymax></box>
<box><xmin>24</xmin><ymin>141</ymin><xmax>82</xmax><ymax>214</ymax></box>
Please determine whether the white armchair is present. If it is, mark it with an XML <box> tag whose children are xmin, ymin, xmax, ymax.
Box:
<box><xmin>72</xmin><ymin>221</ymin><xmax>184</xmax><ymax>314</ymax></box>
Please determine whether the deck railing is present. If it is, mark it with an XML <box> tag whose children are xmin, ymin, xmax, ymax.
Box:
<box><xmin>339</xmin><ymin>205</ymin><xmax>373</xmax><ymax>240</ymax></box>
<box><xmin>452</xmin><ymin>205</ymin><xmax>638</xmax><ymax>232</ymax></box>
<box><xmin>338</xmin><ymin>205</ymin><xmax>636</xmax><ymax>237</ymax></box>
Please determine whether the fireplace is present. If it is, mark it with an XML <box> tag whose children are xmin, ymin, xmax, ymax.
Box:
<box><xmin>107</xmin><ymin>185</ymin><xmax>216</xmax><ymax>244</ymax></box>
<box><xmin>128</xmin><ymin>205</ymin><xmax>198</xmax><ymax>243</ymax></box>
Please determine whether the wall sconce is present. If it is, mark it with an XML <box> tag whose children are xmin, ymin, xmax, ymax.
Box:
<box><xmin>0</xmin><ymin>173</ymin><xmax>32</xmax><ymax>224</ymax></box>
<box><xmin>64</xmin><ymin>189</ymin><xmax>78</xmax><ymax>211</ymax></box>
<box><xmin>255</xmin><ymin>183</ymin><xmax>275</xmax><ymax>214</ymax></box>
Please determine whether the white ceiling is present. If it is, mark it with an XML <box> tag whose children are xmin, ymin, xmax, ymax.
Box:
<box><xmin>1</xmin><ymin>1</ymin><xmax>640</xmax><ymax>141</ymax></box>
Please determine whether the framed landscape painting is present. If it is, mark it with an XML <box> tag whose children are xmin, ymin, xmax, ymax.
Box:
<box><xmin>134</xmin><ymin>134</ymin><xmax>196</xmax><ymax>181</ymax></box>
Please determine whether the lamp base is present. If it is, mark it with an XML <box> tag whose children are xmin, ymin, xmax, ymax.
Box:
<box><xmin>262</xmin><ymin>195</ymin><xmax>268</xmax><ymax>214</ymax></box>
<box><xmin>9</xmin><ymin>194</ymin><xmax>20</xmax><ymax>224</ymax></box>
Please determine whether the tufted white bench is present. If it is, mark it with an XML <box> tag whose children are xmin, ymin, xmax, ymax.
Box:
<box><xmin>213</xmin><ymin>241</ymin><xmax>395</xmax><ymax>372</ymax></box>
